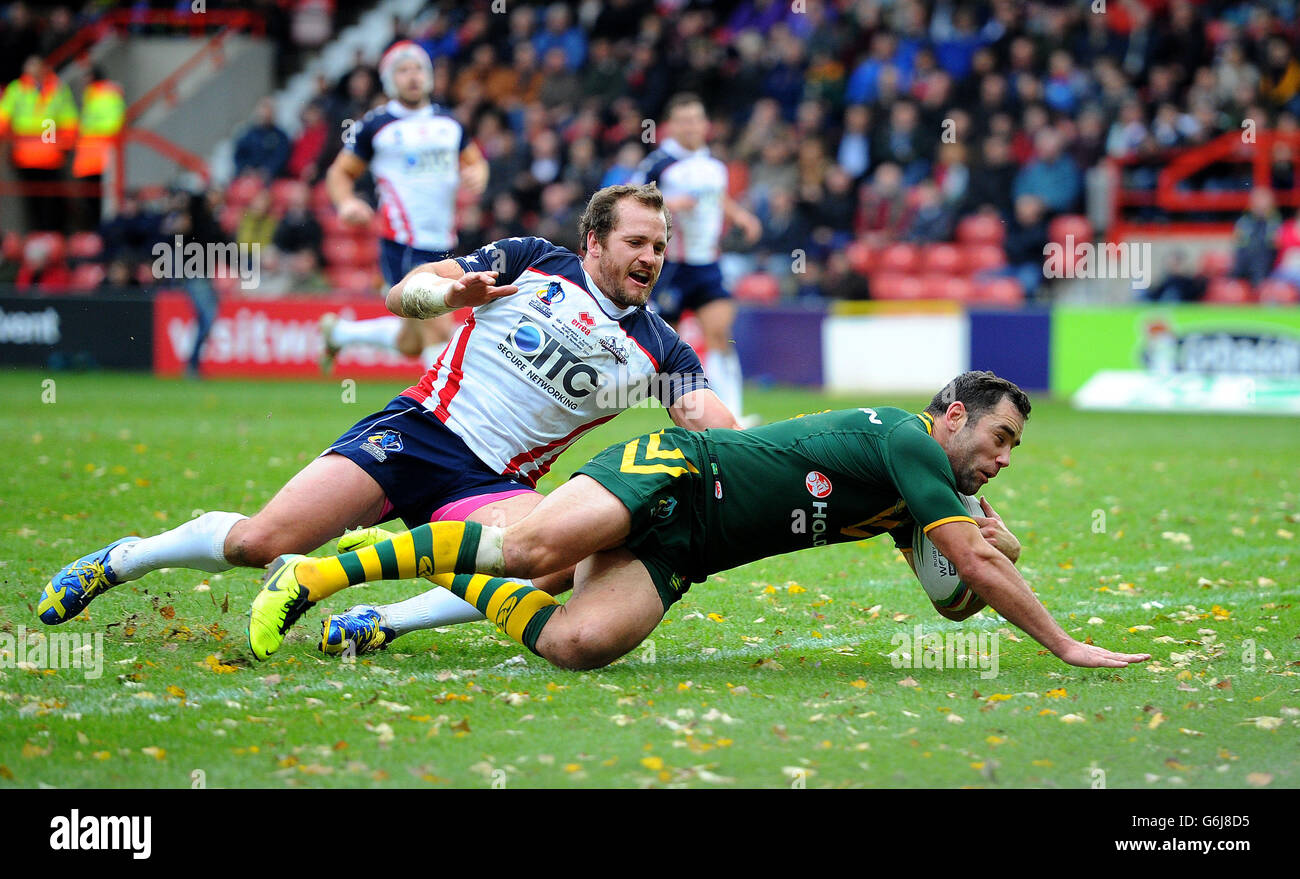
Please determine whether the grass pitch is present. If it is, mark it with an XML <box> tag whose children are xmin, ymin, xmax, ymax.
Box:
<box><xmin>1</xmin><ymin>370</ymin><xmax>1296</xmax><ymax>788</ymax></box>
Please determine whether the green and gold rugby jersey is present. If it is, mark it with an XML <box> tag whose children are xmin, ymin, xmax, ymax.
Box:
<box><xmin>669</xmin><ymin>407</ymin><xmax>976</xmax><ymax>581</ymax></box>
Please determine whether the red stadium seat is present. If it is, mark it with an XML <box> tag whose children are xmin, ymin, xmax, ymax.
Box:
<box><xmin>1257</xmin><ymin>279</ymin><xmax>1300</xmax><ymax>305</ymax></box>
<box><xmin>845</xmin><ymin>240</ymin><xmax>875</xmax><ymax>275</ymax></box>
<box><xmin>1204</xmin><ymin>278</ymin><xmax>1253</xmax><ymax>304</ymax></box>
<box><xmin>311</xmin><ymin>181</ymin><xmax>333</xmax><ymax>213</ymax></box>
<box><xmin>23</xmin><ymin>231</ymin><xmax>66</xmax><ymax>266</ymax></box>
<box><xmin>921</xmin><ymin>243</ymin><xmax>963</xmax><ymax>275</ymax></box>
<box><xmin>3</xmin><ymin>230</ymin><xmax>22</xmax><ymax>261</ymax></box>
<box><xmin>870</xmin><ymin>272</ymin><xmax>924</xmax><ymax>300</ymax></box>
<box><xmin>920</xmin><ymin>274</ymin><xmax>975</xmax><ymax>301</ymax></box>
<box><xmin>226</xmin><ymin>174</ymin><xmax>263</xmax><ymax>208</ymax></box>
<box><xmin>1198</xmin><ymin>249</ymin><xmax>1233</xmax><ymax>279</ymax></box>
<box><xmin>68</xmin><ymin>262</ymin><xmax>105</xmax><ymax>291</ymax></box>
<box><xmin>323</xmin><ymin>235</ymin><xmax>362</xmax><ymax>266</ymax></box>
<box><xmin>962</xmin><ymin>243</ymin><xmax>1007</xmax><ymax>273</ymax></box>
<box><xmin>270</xmin><ymin>179</ymin><xmax>307</xmax><ymax>214</ymax></box>
<box><xmin>878</xmin><ymin>243</ymin><xmax>919</xmax><ymax>274</ymax></box>
<box><xmin>973</xmin><ymin>278</ymin><xmax>1025</xmax><ymax>305</ymax></box>
<box><xmin>1048</xmin><ymin>214</ymin><xmax>1092</xmax><ymax>245</ymax></box>
<box><xmin>327</xmin><ymin>266</ymin><xmax>379</xmax><ymax>293</ymax></box>
<box><xmin>733</xmin><ymin>272</ymin><xmax>781</xmax><ymax>304</ymax></box>
<box><xmin>67</xmin><ymin>231</ymin><xmax>104</xmax><ymax>262</ymax></box>
<box><xmin>955</xmin><ymin>214</ymin><xmax>1005</xmax><ymax>246</ymax></box>
<box><xmin>219</xmin><ymin>204</ymin><xmax>242</xmax><ymax>236</ymax></box>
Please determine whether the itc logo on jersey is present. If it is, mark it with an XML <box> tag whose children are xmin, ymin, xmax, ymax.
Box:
<box><xmin>805</xmin><ymin>471</ymin><xmax>832</xmax><ymax>498</ymax></box>
<box><xmin>499</xmin><ymin>316</ymin><xmax>599</xmax><ymax>409</ymax></box>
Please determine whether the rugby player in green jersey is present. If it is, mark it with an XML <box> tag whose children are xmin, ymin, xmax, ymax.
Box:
<box><xmin>249</xmin><ymin>371</ymin><xmax>1150</xmax><ymax>671</ymax></box>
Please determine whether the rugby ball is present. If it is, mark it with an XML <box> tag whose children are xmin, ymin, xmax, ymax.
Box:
<box><xmin>913</xmin><ymin>494</ymin><xmax>983</xmax><ymax>605</ymax></box>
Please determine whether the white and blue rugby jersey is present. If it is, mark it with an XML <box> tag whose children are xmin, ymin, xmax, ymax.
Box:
<box><xmin>402</xmin><ymin>237</ymin><xmax>711</xmax><ymax>486</ymax></box>
<box><xmin>633</xmin><ymin>138</ymin><xmax>728</xmax><ymax>265</ymax></box>
<box><xmin>346</xmin><ymin>100</ymin><xmax>467</xmax><ymax>252</ymax></box>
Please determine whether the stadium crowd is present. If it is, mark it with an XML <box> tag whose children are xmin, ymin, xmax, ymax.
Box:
<box><xmin>3</xmin><ymin>0</ymin><xmax>1300</xmax><ymax>305</ymax></box>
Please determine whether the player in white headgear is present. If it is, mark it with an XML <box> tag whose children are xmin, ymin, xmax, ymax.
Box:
<box><xmin>319</xmin><ymin>39</ymin><xmax>489</xmax><ymax>371</ymax></box>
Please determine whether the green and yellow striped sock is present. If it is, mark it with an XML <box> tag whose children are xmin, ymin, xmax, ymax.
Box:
<box><xmin>442</xmin><ymin>573</ymin><xmax>559</xmax><ymax>655</ymax></box>
<box><xmin>296</xmin><ymin>521</ymin><xmax>487</xmax><ymax>602</ymax></box>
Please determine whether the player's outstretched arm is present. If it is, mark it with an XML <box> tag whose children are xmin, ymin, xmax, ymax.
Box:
<box><xmin>387</xmin><ymin>264</ymin><xmax>519</xmax><ymax>318</ymax></box>
<box><xmin>928</xmin><ymin>521</ymin><xmax>1150</xmax><ymax>669</ymax></box>
<box><xmin>669</xmin><ymin>388</ymin><xmax>742</xmax><ymax>431</ymax></box>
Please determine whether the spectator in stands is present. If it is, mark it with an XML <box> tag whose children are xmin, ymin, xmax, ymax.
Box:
<box><xmin>845</xmin><ymin>31</ymin><xmax>904</xmax><ymax>107</ymax></box>
<box><xmin>757</xmin><ymin>187</ymin><xmax>808</xmax><ymax>276</ymax></box>
<box><xmin>259</xmin><ymin>249</ymin><xmax>330</xmax><ymax>297</ymax></box>
<box><xmin>933</xmin><ymin>141</ymin><xmax>970</xmax><ymax>208</ymax></box>
<box><xmin>286</xmin><ymin>102</ymin><xmax>329</xmax><ymax>183</ymax></box>
<box><xmin>39</xmin><ymin>5</ymin><xmax>76</xmax><ymax>57</ymax></box>
<box><xmin>533</xmin><ymin>181</ymin><xmax>582</xmax><ymax>253</ymax></box>
<box><xmin>904</xmin><ymin>180</ymin><xmax>955</xmax><ymax>244</ymax></box>
<box><xmin>873</xmin><ymin>99</ymin><xmax>931</xmax><ymax>185</ymax></box>
<box><xmin>855</xmin><ymin>162</ymin><xmax>912</xmax><ymax>246</ymax></box>
<box><xmin>538</xmin><ymin>46</ymin><xmax>583</xmax><ymax>111</ymax></box>
<box><xmin>599</xmin><ymin>142</ymin><xmax>645</xmax><ymax>189</ymax></box>
<box><xmin>994</xmin><ymin>194</ymin><xmax>1050</xmax><ymax>301</ymax></box>
<box><xmin>100</xmin><ymin>191</ymin><xmax>161</xmax><ymax>269</ymax></box>
<box><xmin>533</xmin><ymin>3</ymin><xmax>586</xmax><ymax>70</ymax></box>
<box><xmin>272</xmin><ymin>182</ymin><xmax>322</xmax><ymax>261</ymax></box>
<box><xmin>1105</xmin><ymin>99</ymin><xmax>1149</xmax><ymax>159</ymax></box>
<box><xmin>233</xmin><ymin>98</ymin><xmax>291</xmax><ymax>181</ymax></box>
<box><xmin>71</xmin><ymin>66</ymin><xmax>125</xmax><ymax>231</ymax></box>
<box><xmin>1261</xmin><ymin>36</ymin><xmax>1300</xmax><ymax>114</ymax></box>
<box><xmin>236</xmin><ymin>189</ymin><xmax>278</xmax><ymax>250</ymax></box>
<box><xmin>836</xmin><ymin>104</ymin><xmax>871</xmax><ymax>182</ymax></box>
<box><xmin>486</xmin><ymin>192</ymin><xmax>527</xmax><ymax>242</ymax></box>
<box><xmin>562</xmin><ymin>136</ymin><xmax>604</xmax><ymax>200</ymax></box>
<box><xmin>1213</xmin><ymin>41</ymin><xmax>1259</xmax><ymax>106</ymax></box>
<box><xmin>805</xmin><ymin>164</ymin><xmax>856</xmax><ymax>252</ymax></box>
<box><xmin>1013</xmin><ymin>127</ymin><xmax>1082</xmax><ymax>217</ymax></box>
<box><xmin>960</xmin><ymin>135</ymin><xmax>1017</xmax><ymax>220</ymax></box>
<box><xmin>820</xmin><ymin>249</ymin><xmax>870</xmax><ymax>300</ymax></box>
<box><xmin>1140</xmin><ymin>249</ymin><xmax>1206</xmax><ymax>303</ymax></box>
<box><xmin>1231</xmin><ymin>187</ymin><xmax>1282</xmax><ymax>285</ymax></box>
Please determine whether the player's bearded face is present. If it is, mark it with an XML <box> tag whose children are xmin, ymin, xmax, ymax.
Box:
<box><xmin>591</xmin><ymin>204</ymin><xmax>667</xmax><ymax>308</ymax></box>
<box><xmin>946</xmin><ymin>399</ymin><xmax>1023</xmax><ymax>494</ymax></box>
<box><xmin>393</xmin><ymin>60</ymin><xmax>430</xmax><ymax>104</ymax></box>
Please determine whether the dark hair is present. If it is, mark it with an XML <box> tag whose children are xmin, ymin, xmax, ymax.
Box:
<box><xmin>665</xmin><ymin>92</ymin><xmax>705</xmax><ymax>118</ymax></box>
<box><xmin>577</xmin><ymin>183</ymin><xmax>672</xmax><ymax>254</ymax></box>
<box><xmin>925</xmin><ymin>370</ymin><xmax>1031</xmax><ymax>424</ymax></box>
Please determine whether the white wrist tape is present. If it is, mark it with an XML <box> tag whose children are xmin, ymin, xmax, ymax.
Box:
<box><xmin>400</xmin><ymin>273</ymin><xmax>456</xmax><ymax>318</ymax></box>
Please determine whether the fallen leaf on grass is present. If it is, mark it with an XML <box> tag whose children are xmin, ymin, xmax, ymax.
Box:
<box><xmin>1246</xmin><ymin>772</ymin><xmax>1273</xmax><ymax>787</ymax></box>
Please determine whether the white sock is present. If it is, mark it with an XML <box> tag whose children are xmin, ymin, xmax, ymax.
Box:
<box><xmin>330</xmin><ymin>316</ymin><xmax>402</xmax><ymax>351</ymax></box>
<box><xmin>381</xmin><ymin>584</ymin><xmax>504</xmax><ymax>634</ymax></box>
<box><xmin>420</xmin><ymin>345</ymin><xmax>441</xmax><ymax>370</ymax></box>
<box><xmin>107</xmin><ymin>511</ymin><xmax>247</xmax><ymax>581</ymax></box>
<box><xmin>705</xmin><ymin>347</ymin><xmax>744</xmax><ymax>415</ymax></box>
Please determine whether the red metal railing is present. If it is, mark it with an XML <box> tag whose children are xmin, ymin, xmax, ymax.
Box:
<box><xmin>1108</xmin><ymin>129</ymin><xmax>1300</xmax><ymax>240</ymax></box>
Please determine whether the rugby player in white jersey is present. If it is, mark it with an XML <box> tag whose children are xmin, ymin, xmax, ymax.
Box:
<box><xmin>633</xmin><ymin>93</ymin><xmax>763</xmax><ymax>425</ymax></box>
<box><xmin>39</xmin><ymin>185</ymin><xmax>741</xmax><ymax>659</ymax></box>
<box><xmin>319</xmin><ymin>40</ymin><xmax>488</xmax><ymax>370</ymax></box>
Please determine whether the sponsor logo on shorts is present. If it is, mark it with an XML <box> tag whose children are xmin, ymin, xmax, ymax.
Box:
<box><xmin>654</xmin><ymin>497</ymin><xmax>678</xmax><ymax>519</ymax></box>
<box><xmin>360</xmin><ymin>429</ymin><xmax>403</xmax><ymax>462</ymax></box>
<box><xmin>805</xmin><ymin>470</ymin><xmax>832</xmax><ymax>498</ymax></box>
<box><xmin>714</xmin><ymin>480</ymin><xmax>723</xmax><ymax>499</ymax></box>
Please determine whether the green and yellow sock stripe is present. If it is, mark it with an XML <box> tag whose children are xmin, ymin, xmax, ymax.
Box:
<box><xmin>299</xmin><ymin>521</ymin><xmax>480</xmax><ymax>601</ymax></box>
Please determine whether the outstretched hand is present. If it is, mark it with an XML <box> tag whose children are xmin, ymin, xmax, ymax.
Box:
<box><xmin>448</xmin><ymin>271</ymin><xmax>519</xmax><ymax>308</ymax></box>
<box><xmin>1055</xmin><ymin>640</ymin><xmax>1151</xmax><ymax>668</ymax></box>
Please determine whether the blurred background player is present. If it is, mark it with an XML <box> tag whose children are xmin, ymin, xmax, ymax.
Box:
<box><xmin>318</xmin><ymin>40</ymin><xmax>488</xmax><ymax>370</ymax></box>
<box><xmin>633</xmin><ymin>93</ymin><xmax>762</xmax><ymax>425</ymax></box>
